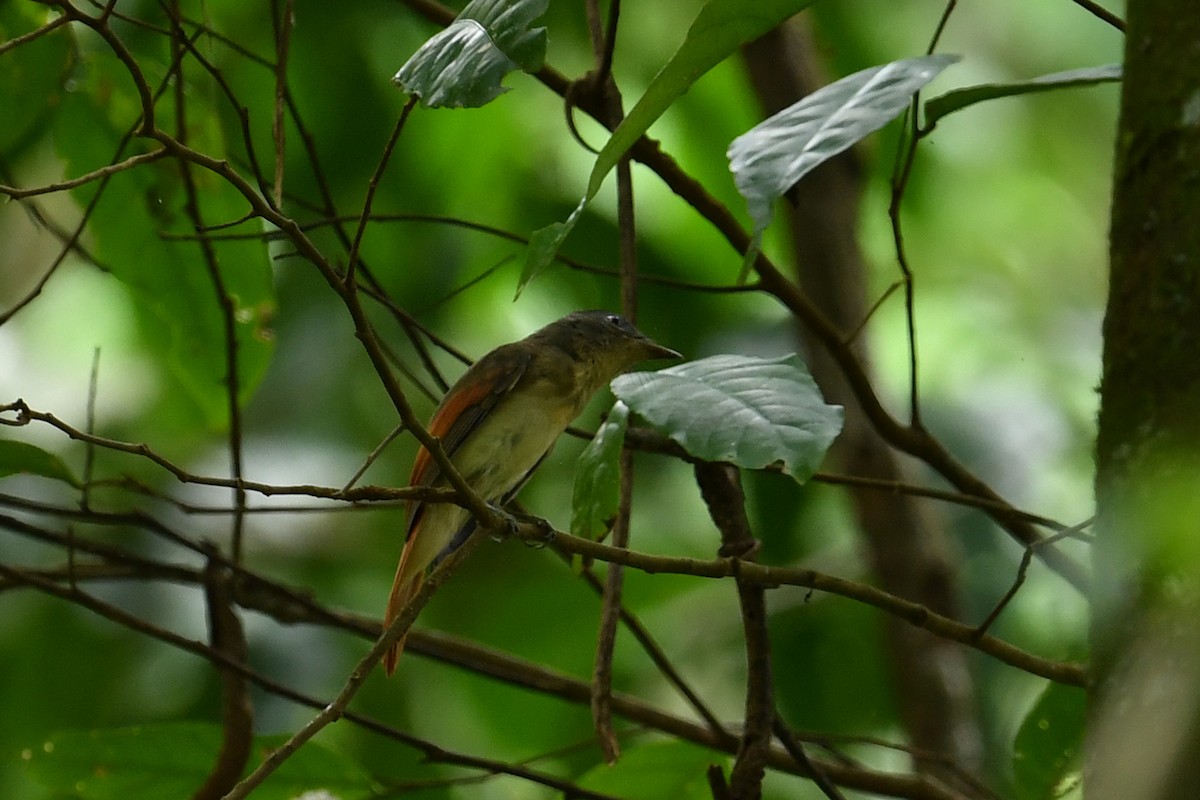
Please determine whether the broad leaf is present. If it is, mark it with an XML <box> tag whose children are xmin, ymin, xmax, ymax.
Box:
<box><xmin>571</xmin><ymin>401</ymin><xmax>629</xmax><ymax>540</ymax></box>
<box><xmin>611</xmin><ymin>354</ymin><xmax>842</xmax><ymax>483</ymax></box>
<box><xmin>0</xmin><ymin>440</ymin><xmax>80</xmax><ymax>487</ymax></box>
<box><xmin>393</xmin><ymin>0</ymin><xmax>548</xmax><ymax>108</ymax></box>
<box><xmin>1013</xmin><ymin>683</ymin><xmax>1085</xmax><ymax>800</ymax></box>
<box><xmin>518</xmin><ymin>0</ymin><xmax>816</xmax><ymax>292</ymax></box>
<box><xmin>728</xmin><ymin>53</ymin><xmax>959</xmax><ymax>267</ymax></box>
<box><xmin>924</xmin><ymin>64</ymin><xmax>1121</xmax><ymax>129</ymax></box>
<box><xmin>24</xmin><ymin>722</ymin><xmax>373</xmax><ymax>800</ymax></box>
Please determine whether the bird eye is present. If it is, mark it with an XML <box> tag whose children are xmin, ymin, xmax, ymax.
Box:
<box><xmin>605</xmin><ymin>314</ymin><xmax>632</xmax><ymax>334</ymax></box>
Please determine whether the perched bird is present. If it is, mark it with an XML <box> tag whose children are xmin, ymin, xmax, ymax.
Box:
<box><xmin>382</xmin><ymin>310</ymin><xmax>680</xmax><ymax>674</ymax></box>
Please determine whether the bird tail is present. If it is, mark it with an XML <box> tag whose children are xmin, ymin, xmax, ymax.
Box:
<box><xmin>382</xmin><ymin>545</ymin><xmax>422</xmax><ymax>676</ymax></box>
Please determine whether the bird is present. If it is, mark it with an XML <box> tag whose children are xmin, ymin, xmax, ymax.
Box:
<box><xmin>382</xmin><ymin>310</ymin><xmax>681</xmax><ymax>674</ymax></box>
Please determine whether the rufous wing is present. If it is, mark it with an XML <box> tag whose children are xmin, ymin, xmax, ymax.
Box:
<box><xmin>382</xmin><ymin>347</ymin><xmax>532</xmax><ymax>675</ymax></box>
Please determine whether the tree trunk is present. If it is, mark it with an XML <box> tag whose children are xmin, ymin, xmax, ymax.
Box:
<box><xmin>1090</xmin><ymin>0</ymin><xmax>1200</xmax><ymax>797</ymax></box>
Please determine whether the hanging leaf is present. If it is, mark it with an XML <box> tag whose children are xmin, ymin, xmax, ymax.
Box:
<box><xmin>571</xmin><ymin>401</ymin><xmax>630</xmax><ymax>540</ymax></box>
<box><xmin>516</xmin><ymin>212</ymin><xmax>582</xmax><ymax>297</ymax></box>
<box><xmin>923</xmin><ymin>63</ymin><xmax>1121</xmax><ymax>129</ymax></box>
<box><xmin>727</xmin><ymin>53</ymin><xmax>958</xmax><ymax>269</ymax></box>
<box><xmin>1013</xmin><ymin>683</ymin><xmax>1085</xmax><ymax>800</ymax></box>
<box><xmin>0</xmin><ymin>440</ymin><xmax>80</xmax><ymax>487</ymax></box>
<box><xmin>518</xmin><ymin>0</ymin><xmax>817</xmax><ymax>293</ymax></box>
<box><xmin>393</xmin><ymin>0</ymin><xmax>548</xmax><ymax>109</ymax></box>
<box><xmin>611</xmin><ymin>354</ymin><xmax>842</xmax><ymax>483</ymax></box>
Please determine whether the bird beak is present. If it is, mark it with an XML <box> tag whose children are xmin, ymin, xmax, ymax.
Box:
<box><xmin>641</xmin><ymin>339</ymin><xmax>683</xmax><ymax>361</ymax></box>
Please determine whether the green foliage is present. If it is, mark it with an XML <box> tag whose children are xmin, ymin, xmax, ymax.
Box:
<box><xmin>518</xmin><ymin>0</ymin><xmax>818</xmax><ymax>292</ymax></box>
<box><xmin>0</xmin><ymin>0</ymin><xmax>1124</xmax><ymax>798</ymax></box>
<box><xmin>0</xmin><ymin>441</ymin><xmax>80</xmax><ymax>487</ymax></box>
<box><xmin>0</xmin><ymin>4</ymin><xmax>73</xmax><ymax>157</ymax></box>
<box><xmin>571</xmin><ymin>400</ymin><xmax>629</xmax><ymax>539</ymax></box>
<box><xmin>51</xmin><ymin>42</ymin><xmax>274</xmax><ymax>430</ymax></box>
<box><xmin>576</xmin><ymin>740</ymin><xmax>727</xmax><ymax>800</ymax></box>
<box><xmin>1012</xmin><ymin>683</ymin><xmax>1085</xmax><ymax>800</ymax></box>
<box><xmin>586</xmin><ymin>0</ymin><xmax>819</xmax><ymax>203</ymax></box>
<box><xmin>23</xmin><ymin>722</ymin><xmax>375</xmax><ymax>800</ymax></box>
<box><xmin>611</xmin><ymin>354</ymin><xmax>843</xmax><ymax>482</ymax></box>
<box><xmin>393</xmin><ymin>0</ymin><xmax>549</xmax><ymax>108</ymax></box>
<box><xmin>728</xmin><ymin>54</ymin><xmax>958</xmax><ymax>268</ymax></box>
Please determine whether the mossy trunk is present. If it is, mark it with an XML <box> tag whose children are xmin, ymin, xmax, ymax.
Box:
<box><xmin>1090</xmin><ymin>0</ymin><xmax>1200</xmax><ymax>797</ymax></box>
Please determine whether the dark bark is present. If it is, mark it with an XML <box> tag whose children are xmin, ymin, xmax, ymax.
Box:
<box><xmin>1091</xmin><ymin>0</ymin><xmax>1200</xmax><ymax>797</ymax></box>
<box><xmin>742</xmin><ymin>19</ymin><xmax>982</xmax><ymax>782</ymax></box>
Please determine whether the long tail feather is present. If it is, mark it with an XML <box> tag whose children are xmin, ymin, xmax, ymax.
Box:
<box><xmin>382</xmin><ymin>561</ymin><xmax>422</xmax><ymax>675</ymax></box>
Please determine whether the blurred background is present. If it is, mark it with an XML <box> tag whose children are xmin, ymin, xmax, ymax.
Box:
<box><xmin>0</xmin><ymin>0</ymin><xmax>1121</xmax><ymax>797</ymax></box>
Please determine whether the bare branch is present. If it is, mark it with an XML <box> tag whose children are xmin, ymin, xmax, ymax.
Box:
<box><xmin>0</xmin><ymin>148</ymin><xmax>168</xmax><ymax>200</ymax></box>
<box><xmin>192</xmin><ymin>551</ymin><xmax>254</xmax><ymax>800</ymax></box>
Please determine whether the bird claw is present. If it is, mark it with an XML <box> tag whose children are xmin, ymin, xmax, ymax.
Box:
<box><xmin>485</xmin><ymin>507</ymin><xmax>555</xmax><ymax>547</ymax></box>
<box><xmin>521</xmin><ymin>516</ymin><xmax>556</xmax><ymax>549</ymax></box>
<box><xmin>487</xmin><ymin>504</ymin><xmax>521</xmax><ymax>542</ymax></box>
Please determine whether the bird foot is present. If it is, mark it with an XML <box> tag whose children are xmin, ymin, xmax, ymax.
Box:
<box><xmin>487</xmin><ymin>504</ymin><xmax>521</xmax><ymax>542</ymax></box>
<box><xmin>519</xmin><ymin>515</ymin><xmax>556</xmax><ymax>549</ymax></box>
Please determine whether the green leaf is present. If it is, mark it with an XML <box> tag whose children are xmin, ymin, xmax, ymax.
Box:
<box><xmin>0</xmin><ymin>440</ymin><xmax>80</xmax><ymax>487</ymax></box>
<box><xmin>52</xmin><ymin>58</ymin><xmax>275</xmax><ymax>429</ymax></box>
<box><xmin>23</xmin><ymin>722</ymin><xmax>375</xmax><ymax>800</ymax></box>
<box><xmin>576</xmin><ymin>740</ymin><xmax>725</xmax><ymax>800</ymax></box>
<box><xmin>1013</xmin><ymin>683</ymin><xmax>1085</xmax><ymax>800</ymax></box>
<box><xmin>590</xmin><ymin>0</ymin><xmax>817</xmax><ymax>199</ymax></box>
<box><xmin>611</xmin><ymin>354</ymin><xmax>842</xmax><ymax>483</ymax></box>
<box><xmin>571</xmin><ymin>401</ymin><xmax>630</xmax><ymax>540</ymax></box>
<box><xmin>516</xmin><ymin>200</ymin><xmax>586</xmax><ymax>297</ymax></box>
<box><xmin>728</xmin><ymin>53</ymin><xmax>958</xmax><ymax>264</ymax></box>
<box><xmin>393</xmin><ymin>0</ymin><xmax>548</xmax><ymax>108</ymax></box>
<box><xmin>0</xmin><ymin>3</ymin><xmax>75</xmax><ymax>157</ymax></box>
<box><xmin>924</xmin><ymin>64</ymin><xmax>1121</xmax><ymax>129</ymax></box>
<box><xmin>520</xmin><ymin>0</ymin><xmax>816</xmax><ymax>287</ymax></box>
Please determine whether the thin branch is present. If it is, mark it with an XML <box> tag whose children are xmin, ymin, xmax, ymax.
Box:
<box><xmin>342</xmin><ymin>424</ymin><xmax>407</xmax><ymax>492</ymax></box>
<box><xmin>163</xmin><ymin>212</ymin><xmax>761</xmax><ymax>293</ymax></box>
<box><xmin>0</xmin><ymin>148</ymin><xmax>167</xmax><ymax>200</ymax></box>
<box><xmin>164</xmin><ymin>4</ymin><xmax>251</xmax><ymax>564</ymax></box>
<box><xmin>1069</xmin><ymin>0</ymin><xmax>1125</xmax><ymax>31</ymax></box>
<box><xmin>193</xmin><ymin>551</ymin><xmax>254</xmax><ymax>800</ymax></box>
<box><xmin>512</xmin><ymin>523</ymin><xmax>1089</xmax><ymax>687</ymax></box>
<box><xmin>810</xmin><ymin>471</ymin><xmax>1076</xmax><ymax>532</ymax></box>
<box><xmin>973</xmin><ymin>519</ymin><xmax>1093</xmax><ymax>637</ymax></box>
<box><xmin>581</xmin><ymin>0</ymin><xmax>641</xmax><ymax>762</ymax></box>
<box><xmin>0</xmin><ymin>12</ymin><xmax>69</xmax><ymax>56</ymax></box>
<box><xmin>573</xmin><ymin>556</ymin><xmax>730</xmax><ymax>739</ymax></box>
<box><xmin>221</xmin><ymin>526</ymin><xmax>492</xmax><ymax>799</ymax></box>
<box><xmin>345</xmin><ymin>99</ymin><xmax>416</xmax><ymax>288</ymax></box>
<box><xmin>50</xmin><ymin>0</ymin><xmax>158</xmax><ymax>133</ymax></box>
<box><xmin>624</xmin><ymin>426</ymin><xmax>1079</xmax><ymax>532</ymax></box>
<box><xmin>694</xmin><ymin>462</ymin><xmax>773</xmax><ymax>800</ymax></box>
<box><xmin>271</xmin><ymin>0</ymin><xmax>294</xmax><ymax>207</ymax></box>
<box><xmin>772</xmin><ymin>717</ymin><xmax>849</xmax><ymax>800</ymax></box>
<box><xmin>2</xmin><ymin>398</ymin><xmax>437</xmax><ymax>504</ymax></box>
